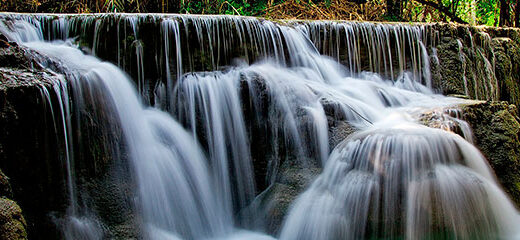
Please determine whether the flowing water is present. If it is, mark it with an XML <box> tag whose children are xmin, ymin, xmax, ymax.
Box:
<box><xmin>0</xmin><ymin>13</ymin><xmax>519</xmax><ymax>240</ymax></box>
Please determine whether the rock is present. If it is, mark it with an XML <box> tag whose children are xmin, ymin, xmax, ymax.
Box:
<box><xmin>0</xmin><ymin>169</ymin><xmax>12</xmax><ymax>198</ymax></box>
<box><xmin>328</xmin><ymin>119</ymin><xmax>356</xmax><ymax>150</ymax></box>
<box><xmin>435</xmin><ymin>38</ymin><xmax>467</xmax><ymax>96</ymax></box>
<box><xmin>103</xmin><ymin>216</ymin><xmax>140</xmax><ymax>240</ymax></box>
<box><xmin>243</xmin><ymin>98</ymin><xmax>357</xmax><ymax>235</ymax></box>
<box><xmin>276</xmin><ymin>160</ymin><xmax>322</xmax><ymax>190</ymax></box>
<box><xmin>417</xmin><ymin>105</ymin><xmax>474</xmax><ymax>142</ymax></box>
<box><xmin>417</xmin><ymin>101</ymin><xmax>520</xmax><ymax>207</ymax></box>
<box><xmin>0</xmin><ymin>198</ymin><xmax>27</xmax><ymax>240</ymax></box>
<box><xmin>0</xmin><ymin>43</ymin><xmax>69</xmax><ymax>239</ymax></box>
<box><xmin>245</xmin><ymin>183</ymin><xmax>299</xmax><ymax>235</ymax></box>
<box><xmin>461</xmin><ymin>101</ymin><xmax>520</xmax><ymax>207</ymax></box>
<box><xmin>432</xmin><ymin>23</ymin><xmax>520</xmax><ymax>105</ymax></box>
<box><xmin>492</xmin><ymin>37</ymin><xmax>520</xmax><ymax>109</ymax></box>
<box><xmin>247</xmin><ymin>159</ymin><xmax>321</xmax><ymax>236</ymax></box>
<box><xmin>0</xmin><ymin>40</ymin><xmax>138</xmax><ymax>239</ymax></box>
<box><xmin>0</xmin><ymin>167</ymin><xmax>25</xmax><ymax>239</ymax></box>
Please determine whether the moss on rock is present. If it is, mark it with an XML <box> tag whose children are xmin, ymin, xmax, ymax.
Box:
<box><xmin>461</xmin><ymin>101</ymin><xmax>520</xmax><ymax>207</ymax></box>
<box><xmin>492</xmin><ymin>37</ymin><xmax>520</xmax><ymax>109</ymax></box>
<box><xmin>435</xmin><ymin>38</ymin><xmax>467</xmax><ymax>96</ymax></box>
<box><xmin>430</xmin><ymin>24</ymin><xmax>520</xmax><ymax>104</ymax></box>
<box><xmin>0</xmin><ymin>198</ymin><xmax>27</xmax><ymax>240</ymax></box>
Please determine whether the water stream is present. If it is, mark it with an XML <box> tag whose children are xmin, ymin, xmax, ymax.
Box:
<box><xmin>0</xmin><ymin>13</ymin><xmax>519</xmax><ymax>240</ymax></box>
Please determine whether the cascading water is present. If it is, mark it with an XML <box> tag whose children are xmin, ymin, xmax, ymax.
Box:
<box><xmin>1</xmin><ymin>13</ymin><xmax>519</xmax><ymax>240</ymax></box>
<box><xmin>280</xmin><ymin>122</ymin><xmax>520</xmax><ymax>239</ymax></box>
<box><xmin>17</xmin><ymin>35</ymin><xmax>275</xmax><ymax>240</ymax></box>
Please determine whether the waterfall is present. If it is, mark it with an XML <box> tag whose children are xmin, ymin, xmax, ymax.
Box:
<box><xmin>279</xmin><ymin>123</ymin><xmax>519</xmax><ymax>239</ymax></box>
<box><xmin>1</xmin><ymin>13</ymin><xmax>519</xmax><ymax>240</ymax></box>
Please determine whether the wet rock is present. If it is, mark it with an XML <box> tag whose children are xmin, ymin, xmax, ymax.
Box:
<box><xmin>0</xmin><ymin>43</ymin><xmax>68</xmax><ymax>239</ymax></box>
<box><xmin>0</xmin><ymin>41</ymin><xmax>138</xmax><ymax>239</ymax></box>
<box><xmin>0</xmin><ymin>169</ymin><xmax>12</xmax><ymax>198</ymax></box>
<box><xmin>418</xmin><ymin>106</ymin><xmax>474</xmax><ymax>141</ymax></box>
<box><xmin>432</xmin><ymin>23</ymin><xmax>520</xmax><ymax>104</ymax></box>
<box><xmin>435</xmin><ymin>38</ymin><xmax>466</xmax><ymax>95</ymax></box>
<box><xmin>0</xmin><ymin>198</ymin><xmax>27</xmax><ymax>240</ymax></box>
<box><xmin>461</xmin><ymin>101</ymin><xmax>520</xmax><ymax>208</ymax></box>
<box><xmin>492</xmin><ymin>37</ymin><xmax>520</xmax><ymax>109</ymax></box>
<box><xmin>246</xmin><ymin>99</ymin><xmax>356</xmax><ymax>235</ymax></box>
<box><xmin>417</xmin><ymin>101</ymin><xmax>520</xmax><ymax>207</ymax></box>
<box><xmin>0</xmin><ymin>33</ymin><xmax>9</xmax><ymax>48</ymax></box>
<box><xmin>328</xmin><ymin>119</ymin><xmax>355</xmax><ymax>150</ymax></box>
<box><xmin>247</xmin><ymin>160</ymin><xmax>321</xmax><ymax>236</ymax></box>
<box><xmin>321</xmin><ymin>98</ymin><xmax>357</xmax><ymax>150</ymax></box>
<box><xmin>105</xmin><ymin>217</ymin><xmax>141</xmax><ymax>240</ymax></box>
<box><xmin>244</xmin><ymin>183</ymin><xmax>298</xmax><ymax>236</ymax></box>
<box><xmin>276</xmin><ymin>160</ymin><xmax>322</xmax><ymax>190</ymax></box>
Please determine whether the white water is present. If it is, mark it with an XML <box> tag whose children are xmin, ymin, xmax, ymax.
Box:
<box><xmin>1</xmin><ymin>14</ymin><xmax>519</xmax><ymax>240</ymax></box>
<box><xmin>23</xmin><ymin>41</ymin><xmax>277</xmax><ymax>239</ymax></box>
<box><xmin>280</xmin><ymin>123</ymin><xmax>520</xmax><ymax>240</ymax></box>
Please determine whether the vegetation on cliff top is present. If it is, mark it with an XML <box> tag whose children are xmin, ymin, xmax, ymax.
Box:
<box><xmin>0</xmin><ymin>0</ymin><xmax>518</xmax><ymax>27</ymax></box>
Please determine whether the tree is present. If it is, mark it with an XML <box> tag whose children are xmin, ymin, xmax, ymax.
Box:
<box><xmin>515</xmin><ymin>1</ymin><xmax>519</xmax><ymax>27</ymax></box>
<box><xmin>499</xmin><ymin>0</ymin><xmax>511</xmax><ymax>26</ymax></box>
<box><xmin>413</xmin><ymin>0</ymin><xmax>468</xmax><ymax>24</ymax></box>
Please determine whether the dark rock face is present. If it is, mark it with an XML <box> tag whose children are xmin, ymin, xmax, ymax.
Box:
<box><xmin>246</xmin><ymin>107</ymin><xmax>354</xmax><ymax>235</ymax></box>
<box><xmin>0</xmin><ymin>36</ymin><xmax>137</xmax><ymax>239</ymax></box>
<box><xmin>461</xmin><ymin>101</ymin><xmax>520</xmax><ymax>208</ymax></box>
<box><xmin>433</xmin><ymin>38</ymin><xmax>467</xmax><ymax>95</ymax></box>
<box><xmin>0</xmin><ymin>170</ymin><xmax>12</xmax><ymax>199</ymax></box>
<box><xmin>0</xmin><ymin>168</ymin><xmax>26</xmax><ymax>240</ymax></box>
<box><xmin>0</xmin><ymin>41</ymin><xmax>68</xmax><ymax>239</ymax></box>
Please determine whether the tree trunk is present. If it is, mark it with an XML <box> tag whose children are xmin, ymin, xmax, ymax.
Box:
<box><xmin>499</xmin><ymin>0</ymin><xmax>511</xmax><ymax>27</ymax></box>
<box><xmin>414</xmin><ymin>0</ymin><xmax>468</xmax><ymax>24</ymax></box>
<box><xmin>515</xmin><ymin>1</ymin><xmax>519</xmax><ymax>27</ymax></box>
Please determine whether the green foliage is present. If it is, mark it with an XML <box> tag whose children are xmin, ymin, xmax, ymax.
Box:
<box><xmin>104</xmin><ymin>0</ymin><xmax>124</xmax><ymax>12</ymax></box>
<box><xmin>180</xmin><ymin>0</ymin><xmax>269</xmax><ymax>16</ymax></box>
<box><xmin>0</xmin><ymin>0</ymin><xmax>515</xmax><ymax>27</ymax></box>
<box><xmin>180</xmin><ymin>1</ymin><xmax>205</xmax><ymax>14</ymax></box>
<box><xmin>476</xmin><ymin>0</ymin><xmax>499</xmax><ymax>26</ymax></box>
<box><xmin>402</xmin><ymin>0</ymin><xmax>516</xmax><ymax>26</ymax></box>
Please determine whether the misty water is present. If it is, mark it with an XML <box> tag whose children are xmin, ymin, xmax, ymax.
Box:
<box><xmin>1</xmin><ymin>13</ymin><xmax>519</xmax><ymax>239</ymax></box>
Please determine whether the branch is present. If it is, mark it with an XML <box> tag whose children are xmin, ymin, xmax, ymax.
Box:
<box><xmin>414</xmin><ymin>0</ymin><xmax>468</xmax><ymax>24</ymax></box>
<box><xmin>219</xmin><ymin>1</ymin><xmax>241</xmax><ymax>15</ymax></box>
